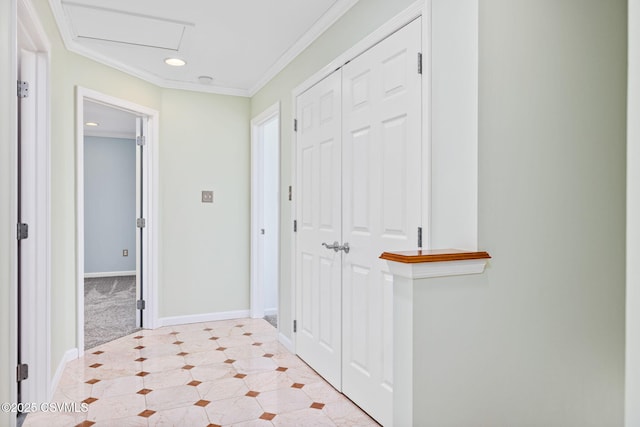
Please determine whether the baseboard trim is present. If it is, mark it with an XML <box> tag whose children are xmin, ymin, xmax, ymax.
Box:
<box><xmin>264</xmin><ymin>308</ymin><xmax>278</xmax><ymax>316</ymax></box>
<box><xmin>50</xmin><ymin>348</ymin><xmax>79</xmax><ymax>399</ymax></box>
<box><xmin>279</xmin><ymin>332</ymin><xmax>294</xmax><ymax>353</ymax></box>
<box><xmin>84</xmin><ymin>271</ymin><xmax>136</xmax><ymax>279</ymax></box>
<box><xmin>157</xmin><ymin>310</ymin><xmax>251</xmax><ymax>327</ymax></box>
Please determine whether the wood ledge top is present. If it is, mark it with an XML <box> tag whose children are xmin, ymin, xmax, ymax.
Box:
<box><xmin>380</xmin><ymin>249</ymin><xmax>491</xmax><ymax>264</ymax></box>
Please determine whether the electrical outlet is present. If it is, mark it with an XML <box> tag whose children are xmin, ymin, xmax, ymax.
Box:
<box><xmin>202</xmin><ymin>190</ymin><xmax>214</xmax><ymax>203</ymax></box>
<box><xmin>123</xmin><ymin>249</ymin><xmax>128</xmax><ymax>257</ymax></box>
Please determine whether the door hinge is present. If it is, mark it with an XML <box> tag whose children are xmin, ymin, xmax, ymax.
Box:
<box><xmin>417</xmin><ymin>52</ymin><xmax>423</xmax><ymax>75</ymax></box>
<box><xmin>293</xmin><ymin>119</ymin><xmax>298</xmax><ymax>132</ymax></box>
<box><xmin>16</xmin><ymin>364</ymin><xmax>28</xmax><ymax>382</ymax></box>
<box><xmin>17</xmin><ymin>223</ymin><xmax>29</xmax><ymax>240</ymax></box>
<box><xmin>293</xmin><ymin>220</ymin><xmax>297</xmax><ymax>232</ymax></box>
<box><xmin>136</xmin><ymin>218</ymin><xmax>146</xmax><ymax>228</ymax></box>
<box><xmin>136</xmin><ymin>135</ymin><xmax>146</xmax><ymax>146</ymax></box>
<box><xmin>418</xmin><ymin>227</ymin><xmax>423</xmax><ymax>248</ymax></box>
<box><xmin>293</xmin><ymin>320</ymin><xmax>297</xmax><ymax>333</ymax></box>
<box><xmin>137</xmin><ymin>299</ymin><xmax>146</xmax><ymax>310</ymax></box>
<box><xmin>288</xmin><ymin>185</ymin><xmax>292</xmax><ymax>201</ymax></box>
<box><xmin>17</xmin><ymin>80</ymin><xmax>29</xmax><ymax>98</ymax></box>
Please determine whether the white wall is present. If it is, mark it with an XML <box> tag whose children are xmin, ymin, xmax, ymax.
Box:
<box><xmin>0</xmin><ymin>0</ymin><xmax>17</xmax><ymax>425</ymax></box>
<box><xmin>627</xmin><ymin>1</ymin><xmax>640</xmax><ymax>425</ymax></box>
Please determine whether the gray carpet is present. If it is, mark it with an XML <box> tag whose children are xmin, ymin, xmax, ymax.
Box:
<box><xmin>84</xmin><ymin>276</ymin><xmax>139</xmax><ymax>350</ymax></box>
<box><xmin>264</xmin><ymin>314</ymin><xmax>277</xmax><ymax>328</ymax></box>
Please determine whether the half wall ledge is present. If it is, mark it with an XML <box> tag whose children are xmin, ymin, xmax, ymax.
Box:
<box><xmin>380</xmin><ymin>249</ymin><xmax>491</xmax><ymax>279</ymax></box>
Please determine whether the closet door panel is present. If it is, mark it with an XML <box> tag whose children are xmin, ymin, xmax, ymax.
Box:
<box><xmin>341</xmin><ymin>18</ymin><xmax>423</xmax><ymax>426</ymax></box>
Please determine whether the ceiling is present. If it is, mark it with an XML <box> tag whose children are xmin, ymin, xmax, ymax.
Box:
<box><xmin>49</xmin><ymin>0</ymin><xmax>359</xmax><ymax>97</ymax></box>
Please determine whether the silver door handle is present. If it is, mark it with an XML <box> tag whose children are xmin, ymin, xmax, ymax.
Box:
<box><xmin>322</xmin><ymin>241</ymin><xmax>340</xmax><ymax>252</ymax></box>
<box><xmin>339</xmin><ymin>242</ymin><xmax>350</xmax><ymax>254</ymax></box>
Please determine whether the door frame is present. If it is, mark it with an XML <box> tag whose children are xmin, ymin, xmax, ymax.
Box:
<box><xmin>75</xmin><ymin>87</ymin><xmax>159</xmax><ymax>353</ymax></box>
<box><xmin>250</xmin><ymin>102</ymin><xmax>281</xmax><ymax>321</ymax></box>
<box><xmin>17</xmin><ymin>0</ymin><xmax>51</xmax><ymax>404</ymax></box>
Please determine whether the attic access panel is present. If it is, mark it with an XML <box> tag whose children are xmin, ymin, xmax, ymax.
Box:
<box><xmin>63</xmin><ymin>2</ymin><xmax>191</xmax><ymax>50</ymax></box>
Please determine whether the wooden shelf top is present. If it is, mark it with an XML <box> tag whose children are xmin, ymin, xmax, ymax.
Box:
<box><xmin>380</xmin><ymin>249</ymin><xmax>491</xmax><ymax>264</ymax></box>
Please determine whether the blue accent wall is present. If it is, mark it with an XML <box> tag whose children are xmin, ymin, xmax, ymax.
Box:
<box><xmin>84</xmin><ymin>136</ymin><xmax>136</xmax><ymax>274</ymax></box>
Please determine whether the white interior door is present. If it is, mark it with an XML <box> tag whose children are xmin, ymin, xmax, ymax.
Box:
<box><xmin>295</xmin><ymin>70</ymin><xmax>343</xmax><ymax>389</ymax></box>
<box><xmin>341</xmin><ymin>18</ymin><xmax>422</xmax><ymax>426</ymax></box>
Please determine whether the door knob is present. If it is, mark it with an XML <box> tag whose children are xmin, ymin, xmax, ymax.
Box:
<box><xmin>321</xmin><ymin>241</ymin><xmax>340</xmax><ymax>252</ymax></box>
<box><xmin>339</xmin><ymin>242</ymin><xmax>350</xmax><ymax>254</ymax></box>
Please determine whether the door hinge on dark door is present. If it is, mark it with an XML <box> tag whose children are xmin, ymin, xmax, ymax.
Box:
<box><xmin>293</xmin><ymin>119</ymin><xmax>298</xmax><ymax>132</ymax></box>
<box><xmin>418</xmin><ymin>227</ymin><xmax>423</xmax><ymax>248</ymax></box>
<box><xmin>293</xmin><ymin>220</ymin><xmax>297</xmax><ymax>232</ymax></box>
<box><xmin>417</xmin><ymin>52</ymin><xmax>423</xmax><ymax>74</ymax></box>
<box><xmin>137</xmin><ymin>300</ymin><xmax>146</xmax><ymax>310</ymax></box>
<box><xmin>16</xmin><ymin>364</ymin><xmax>28</xmax><ymax>382</ymax></box>
<box><xmin>293</xmin><ymin>320</ymin><xmax>297</xmax><ymax>333</ymax></box>
<box><xmin>17</xmin><ymin>80</ymin><xmax>29</xmax><ymax>98</ymax></box>
<box><xmin>17</xmin><ymin>223</ymin><xmax>29</xmax><ymax>240</ymax></box>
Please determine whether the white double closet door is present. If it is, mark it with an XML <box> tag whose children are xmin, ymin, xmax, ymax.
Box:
<box><xmin>295</xmin><ymin>19</ymin><xmax>422</xmax><ymax>426</ymax></box>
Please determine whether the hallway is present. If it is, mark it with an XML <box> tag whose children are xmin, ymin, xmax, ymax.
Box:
<box><xmin>23</xmin><ymin>318</ymin><xmax>377</xmax><ymax>426</ymax></box>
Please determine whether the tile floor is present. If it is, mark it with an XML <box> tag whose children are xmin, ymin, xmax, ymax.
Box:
<box><xmin>23</xmin><ymin>318</ymin><xmax>379</xmax><ymax>427</ymax></box>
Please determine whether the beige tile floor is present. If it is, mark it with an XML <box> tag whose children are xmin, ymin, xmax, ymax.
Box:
<box><xmin>23</xmin><ymin>318</ymin><xmax>380</xmax><ymax>427</ymax></box>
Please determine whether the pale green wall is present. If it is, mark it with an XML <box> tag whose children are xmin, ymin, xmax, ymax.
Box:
<box><xmin>413</xmin><ymin>0</ymin><xmax>626</xmax><ymax>425</ymax></box>
<box><xmin>0</xmin><ymin>1</ymin><xmax>16</xmax><ymax>424</ymax></box>
<box><xmin>159</xmin><ymin>89</ymin><xmax>251</xmax><ymax>317</ymax></box>
<box><xmin>251</xmin><ymin>0</ymin><xmax>416</xmax><ymax>341</ymax></box>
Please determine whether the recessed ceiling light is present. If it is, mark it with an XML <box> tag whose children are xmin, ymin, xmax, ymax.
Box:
<box><xmin>85</xmin><ymin>122</ymin><xmax>99</xmax><ymax>127</ymax></box>
<box><xmin>165</xmin><ymin>57</ymin><xmax>186</xmax><ymax>67</ymax></box>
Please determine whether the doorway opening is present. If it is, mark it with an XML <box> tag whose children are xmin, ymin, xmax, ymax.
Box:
<box><xmin>251</xmin><ymin>103</ymin><xmax>281</xmax><ymax>328</ymax></box>
<box><xmin>76</xmin><ymin>88</ymin><xmax>159</xmax><ymax>353</ymax></box>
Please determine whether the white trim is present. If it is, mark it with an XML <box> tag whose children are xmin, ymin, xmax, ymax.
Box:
<box><xmin>292</xmin><ymin>0</ymin><xmax>425</xmax><ymax>99</ymax></box>
<box><xmin>384</xmin><ymin>258</ymin><xmax>489</xmax><ymax>280</ymax></box>
<box><xmin>278</xmin><ymin>332</ymin><xmax>294</xmax><ymax>354</ymax></box>
<box><xmin>49</xmin><ymin>348</ymin><xmax>79</xmax><ymax>400</ymax></box>
<box><xmin>17</xmin><ymin>0</ymin><xmax>51</xmax><ymax>407</ymax></box>
<box><xmin>248</xmin><ymin>0</ymin><xmax>360</xmax><ymax>96</ymax></box>
<box><xmin>76</xmin><ymin>87</ymin><xmax>160</xmax><ymax>354</ymax></box>
<box><xmin>84</xmin><ymin>129</ymin><xmax>136</xmax><ymax>140</ymax></box>
<box><xmin>157</xmin><ymin>310</ymin><xmax>251</xmax><ymax>328</ymax></box>
<box><xmin>84</xmin><ymin>271</ymin><xmax>136</xmax><ymax>279</ymax></box>
<box><xmin>250</xmin><ymin>102</ymin><xmax>281</xmax><ymax>321</ymax></box>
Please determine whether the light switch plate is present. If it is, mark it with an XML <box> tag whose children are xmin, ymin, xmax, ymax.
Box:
<box><xmin>202</xmin><ymin>190</ymin><xmax>214</xmax><ymax>203</ymax></box>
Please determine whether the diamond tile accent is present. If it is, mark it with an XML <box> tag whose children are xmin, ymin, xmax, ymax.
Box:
<box><xmin>75</xmin><ymin>421</ymin><xmax>96</xmax><ymax>427</ymax></box>
<box><xmin>137</xmin><ymin>388</ymin><xmax>153</xmax><ymax>395</ymax></box>
<box><xmin>310</xmin><ymin>402</ymin><xmax>325</xmax><ymax>410</ymax></box>
<box><xmin>138</xmin><ymin>409</ymin><xmax>156</xmax><ymax>418</ymax></box>
<box><xmin>134</xmin><ymin>335</ymin><xmax>144</xmax><ymax>339</ymax></box>
<box><xmin>177</xmin><ymin>352</ymin><xmax>189</xmax><ymax>356</ymax></box>
<box><xmin>89</xmin><ymin>363</ymin><xmax>102</xmax><ymax>368</ymax></box>
<box><xmin>206</xmin><ymin>424</ymin><xmax>222</xmax><ymax>427</ymax></box>
<box><xmin>82</xmin><ymin>397</ymin><xmax>98</xmax><ymax>405</ymax></box>
<box><xmin>263</xmin><ymin>353</ymin><xmax>274</xmax><ymax>358</ymax></box>
<box><xmin>170</xmin><ymin>331</ymin><xmax>179</xmax><ymax>335</ymax></box>
<box><xmin>85</xmin><ymin>378</ymin><xmax>100</xmax><ymax>385</ymax></box>
<box><xmin>245</xmin><ymin>390</ymin><xmax>260</xmax><ymax>397</ymax></box>
<box><xmin>291</xmin><ymin>383</ymin><xmax>304</xmax><ymax>389</ymax></box>
<box><xmin>134</xmin><ymin>345</ymin><xmax>145</xmax><ymax>350</ymax></box>
<box><xmin>182</xmin><ymin>364</ymin><xmax>195</xmax><ymax>370</ymax></box>
<box><xmin>216</xmin><ymin>347</ymin><xmax>227</xmax><ymax>351</ymax></box>
<box><xmin>243</xmin><ymin>332</ymin><xmax>252</xmax><ymax>336</ymax></box>
<box><xmin>235</xmin><ymin>324</ymin><xmax>244</xmax><ymax>328</ymax></box>
<box><xmin>188</xmin><ymin>380</ymin><xmax>202</xmax><ymax>386</ymax></box>
<box><xmin>203</xmin><ymin>328</ymin><xmax>213</xmax><ymax>331</ymax></box>
<box><xmin>135</xmin><ymin>357</ymin><xmax>147</xmax><ymax>362</ymax></box>
<box><xmin>260</xmin><ymin>412</ymin><xmax>276</xmax><ymax>421</ymax></box>
<box><xmin>136</xmin><ymin>371</ymin><xmax>150</xmax><ymax>377</ymax></box>
<box><xmin>252</xmin><ymin>342</ymin><xmax>263</xmax><ymax>346</ymax></box>
<box><xmin>276</xmin><ymin>367</ymin><xmax>288</xmax><ymax>372</ymax></box>
<box><xmin>224</xmin><ymin>359</ymin><xmax>236</xmax><ymax>364</ymax></box>
<box><xmin>173</xmin><ymin>341</ymin><xmax>184</xmax><ymax>345</ymax></box>
<box><xmin>92</xmin><ymin>350</ymin><xmax>104</xmax><ymax>355</ymax></box>
<box><xmin>194</xmin><ymin>399</ymin><xmax>211</xmax><ymax>407</ymax></box>
<box><xmin>234</xmin><ymin>373</ymin><xmax>247</xmax><ymax>379</ymax></box>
